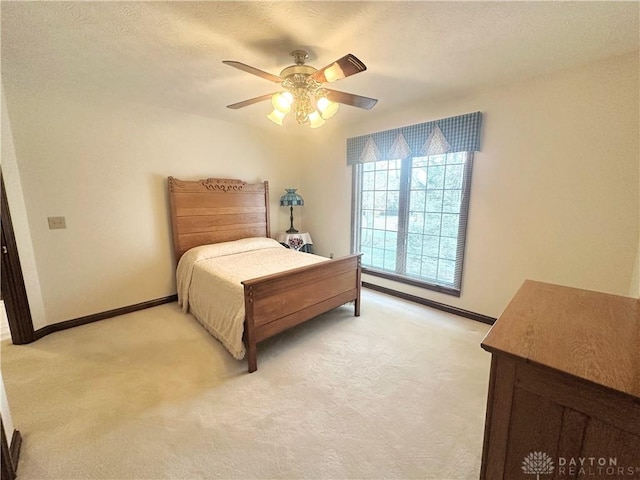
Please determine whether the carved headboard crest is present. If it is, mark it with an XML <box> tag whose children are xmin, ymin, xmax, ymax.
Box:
<box><xmin>201</xmin><ymin>178</ymin><xmax>246</xmax><ymax>192</ymax></box>
<box><xmin>168</xmin><ymin>176</ymin><xmax>247</xmax><ymax>193</ymax></box>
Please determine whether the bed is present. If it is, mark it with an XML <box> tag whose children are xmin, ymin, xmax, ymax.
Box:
<box><xmin>168</xmin><ymin>176</ymin><xmax>361</xmax><ymax>372</ymax></box>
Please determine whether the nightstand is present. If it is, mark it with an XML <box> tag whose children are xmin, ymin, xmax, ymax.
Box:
<box><xmin>276</xmin><ymin>232</ymin><xmax>313</xmax><ymax>253</ymax></box>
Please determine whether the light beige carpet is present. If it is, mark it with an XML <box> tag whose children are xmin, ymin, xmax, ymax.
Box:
<box><xmin>1</xmin><ymin>289</ymin><xmax>491</xmax><ymax>480</ymax></box>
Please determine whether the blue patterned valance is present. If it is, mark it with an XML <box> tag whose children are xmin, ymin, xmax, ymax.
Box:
<box><xmin>346</xmin><ymin>111</ymin><xmax>483</xmax><ymax>165</ymax></box>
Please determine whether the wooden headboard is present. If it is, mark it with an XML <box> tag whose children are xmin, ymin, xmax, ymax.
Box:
<box><xmin>168</xmin><ymin>177</ymin><xmax>270</xmax><ymax>262</ymax></box>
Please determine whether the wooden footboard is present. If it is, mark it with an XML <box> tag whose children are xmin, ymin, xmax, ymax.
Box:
<box><xmin>241</xmin><ymin>254</ymin><xmax>361</xmax><ymax>373</ymax></box>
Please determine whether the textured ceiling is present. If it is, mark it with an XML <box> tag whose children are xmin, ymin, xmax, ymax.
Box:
<box><xmin>1</xmin><ymin>1</ymin><xmax>639</xmax><ymax>132</ymax></box>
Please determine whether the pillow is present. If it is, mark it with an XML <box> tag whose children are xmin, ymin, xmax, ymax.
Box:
<box><xmin>181</xmin><ymin>237</ymin><xmax>282</xmax><ymax>265</ymax></box>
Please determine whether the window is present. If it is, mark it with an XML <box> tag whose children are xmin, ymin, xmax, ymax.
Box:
<box><xmin>347</xmin><ymin>112</ymin><xmax>482</xmax><ymax>297</ymax></box>
<box><xmin>353</xmin><ymin>152</ymin><xmax>473</xmax><ymax>296</ymax></box>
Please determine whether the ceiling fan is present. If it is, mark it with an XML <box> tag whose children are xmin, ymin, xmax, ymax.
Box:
<box><xmin>223</xmin><ymin>50</ymin><xmax>378</xmax><ymax>128</ymax></box>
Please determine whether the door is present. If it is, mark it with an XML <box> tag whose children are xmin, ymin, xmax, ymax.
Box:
<box><xmin>0</xmin><ymin>170</ymin><xmax>35</xmax><ymax>344</ymax></box>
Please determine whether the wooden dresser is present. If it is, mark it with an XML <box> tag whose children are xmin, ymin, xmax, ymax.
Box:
<box><xmin>480</xmin><ymin>280</ymin><xmax>640</xmax><ymax>479</ymax></box>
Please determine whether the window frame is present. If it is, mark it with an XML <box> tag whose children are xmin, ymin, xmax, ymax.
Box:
<box><xmin>351</xmin><ymin>152</ymin><xmax>474</xmax><ymax>297</ymax></box>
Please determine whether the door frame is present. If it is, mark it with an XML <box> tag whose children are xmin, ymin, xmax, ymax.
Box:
<box><xmin>0</xmin><ymin>169</ymin><xmax>35</xmax><ymax>344</ymax></box>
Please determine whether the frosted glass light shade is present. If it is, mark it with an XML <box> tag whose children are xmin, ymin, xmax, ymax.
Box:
<box><xmin>308</xmin><ymin>111</ymin><xmax>326</xmax><ymax>129</ymax></box>
<box><xmin>317</xmin><ymin>97</ymin><xmax>339</xmax><ymax>119</ymax></box>
<box><xmin>272</xmin><ymin>92</ymin><xmax>293</xmax><ymax>113</ymax></box>
<box><xmin>267</xmin><ymin>109</ymin><xmax>286</xmax><ymax>126</ymax></box>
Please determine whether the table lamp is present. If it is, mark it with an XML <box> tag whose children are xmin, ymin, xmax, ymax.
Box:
<box><xmin>279</xmin><ymin>188</ymin><xmax>304</xmax><ymax>234</ymax></box>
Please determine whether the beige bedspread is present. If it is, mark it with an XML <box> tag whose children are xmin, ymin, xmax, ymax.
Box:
<box><xmin>176</xmin><ymin>237</ymin><xmax>328</xmax><ymax>359</ymax></box>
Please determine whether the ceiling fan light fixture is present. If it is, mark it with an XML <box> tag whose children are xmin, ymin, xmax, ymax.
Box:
<box><xmin>272</xmin><ymin>92</ymin><xmax>293</xmax><ymax>113</ymax></box>
<box><xmin>308</xmin><ymin>111</ymin><xmax>326</xmax><ymax>129</ymax></box>
<box><xmin>317</xmin><ymin>97</ymin><xmax>339</xmax><ymax>119</ymax></box>
<box><xmin>224</xmin><ymin>50</ymin><xmax>377</xmax><ymax>128</ymax></box>
<box><xmin>323</xmin><ymin>63</ymin><xmax>346</xmax><ymax>83</ymax></box>
<box><xmin>294</xmin><ymin>108</ymin><xmax>309</xmax><ymax>125</ymax></box>
<box><xmin>267</xmin><ymin>109</ymin><xmax>286</xmax><ymax>126</ymax></box>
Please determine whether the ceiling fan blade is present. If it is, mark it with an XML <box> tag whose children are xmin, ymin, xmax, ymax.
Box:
<box><xmin>226</xmin><ymin>93</ymin><xmax>275</xmax><ymax>109</ymax></box>
<box><xmin>312</xmin><ymin>54</ymin><xmax>367</xmax><ymax>83</ymax></box>
<box><xmin>325</xmin><ymin>89</ymin><xmax>378</xmax><ymax>110</ymax></box>
<box><xmin>222</xmin><ymin>61</ymin><xmax>283</xmax><ymax>83</ymax></box>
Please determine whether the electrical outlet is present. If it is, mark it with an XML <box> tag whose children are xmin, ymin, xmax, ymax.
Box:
<box><xmin>47</xmin><ymin>216</ymin><xmax>67</xmax><ymax>230</ymax></box>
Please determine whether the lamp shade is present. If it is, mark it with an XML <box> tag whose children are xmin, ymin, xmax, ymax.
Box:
<box><xmin>279</xmin><ymin>188</ymin><xmax>304</xmax><ymax>206</ymax></box>
<box><xmin>272</xmin><ymin>92</ymin><xmax>293</xmax><ymax>113</ymax></box>
<box><xmin>267</xmin><ymin>109</ymin><xmax>286</xmax><ymax>126</ymax></box>
<box><xmin>308</xmin><ymin>111</ymin><xmax>326</xmax><ymax>129</ymax></box>
<box><xmin>317</xmin><ymin>97</ymin><xmax>339</xmax><ymax>119</ymax></box>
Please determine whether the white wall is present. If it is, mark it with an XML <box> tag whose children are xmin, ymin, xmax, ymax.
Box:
<box><xmin>0</xmin><ymin>305</ymin><xmax>15</xmax><ymax>439</ymax></box>
<box><xmin>3</xmin><ymin>52</ymin><xmax>638</xmax><ymax>328</ymax></box>
<box><xmin>303</xmin><ymin>52</ymin><xmax>640</xmax><ymax>317</ymax></box>
<box><xmin>1</xmin><ymin>85</ymin><xmax>48</xmax><ymax>329</ymax></box>
<box><xmin>3</xmin><ymin>87</ymin><xmax>306</xmax><ymax>326</ymax></box>
<box><xmin>0</xmin><ymin>372</ymin><xmax>14</xmax><ymax>443</ymax></box>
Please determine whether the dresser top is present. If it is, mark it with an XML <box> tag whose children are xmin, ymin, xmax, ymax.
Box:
<box><xmin>481</xmin><ymin>280</ymin><xmax>640</xmax><ymax>398</ymax></box>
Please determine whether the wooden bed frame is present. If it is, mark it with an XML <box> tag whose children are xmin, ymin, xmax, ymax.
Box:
<box><xmin>168</xmin><ymin>176</ymin><xmax>361</xmax><ymax>373</ymax></box>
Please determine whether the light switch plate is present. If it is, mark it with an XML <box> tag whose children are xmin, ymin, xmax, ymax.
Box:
<box><xmin>47</xmin><ymin>216</ymin><xmax>67</xmax><ymax>230</ymax></box>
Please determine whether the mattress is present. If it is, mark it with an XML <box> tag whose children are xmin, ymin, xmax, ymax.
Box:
<box><xmin>176</xmin><ymin>237</ymin><xmax>328</xmax><ymax>359</ymax></box>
